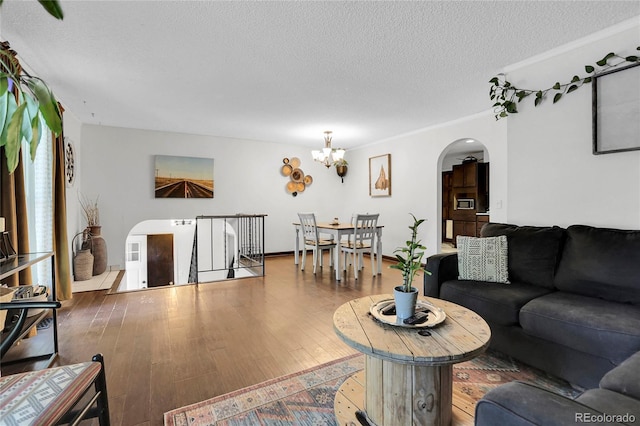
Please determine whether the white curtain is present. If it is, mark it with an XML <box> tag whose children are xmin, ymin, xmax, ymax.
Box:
<box><xmin>23</xmin><ymin>121</ymin><xmax>53</xmax><ymax>287</ymax></box>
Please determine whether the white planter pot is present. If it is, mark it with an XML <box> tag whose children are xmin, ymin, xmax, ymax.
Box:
<box><xmin>393</xmin><ymin>286</ymin><xmax>418</xmax><ymax>319</ymax></box>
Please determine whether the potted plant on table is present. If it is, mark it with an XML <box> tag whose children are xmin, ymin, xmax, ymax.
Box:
<box><xmin>390</xmin><ymin>213</ymin><xmax>427</xmax><ymax>319</ymax></box>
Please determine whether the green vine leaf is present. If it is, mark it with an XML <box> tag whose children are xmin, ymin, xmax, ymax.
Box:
<box><xmin>490</xmin><ymin>46</ymin><xmax>640</xmax><ymax>120</ymax></box>
<box><xmin>596</xmin><ymin>52</ymin><xmax>616</xmax><ymax>66</ymax></box>
<box><xmin>36</xmin><ymin>0</ymin><xmax>64</xmax><ymax>20</ymax></box>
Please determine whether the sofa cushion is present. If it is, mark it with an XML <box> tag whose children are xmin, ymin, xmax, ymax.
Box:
<box><xmin>575</xmin><ymin>388</ymin><xmax>640</xmax><ymax>422</ymax></box>
<box><xmin>457</xmin><ymin>235</ymin><xmax>509</xmax><ymax>283</ymax></box>
<box><xmin>441</xmin><ymin>280</ymin><xmax>551</xmax><ymax>326</ymax></box>
<box><xmin>481</xmin><ymin>223</ymin><xmax>565</xmax><ymax>289</ymax></box>
<box><xmin>599</xmin><ymin>351</ymin><xmax>640</xmax><ymax>400</ymax></box>
<box><xmin>476</xmin><ymin>381</ymin><xmax>609</xmax><ymax>426</ymax></box>
<box><xmin>520</xmin><ymin>292</ymin><xmax>640</xmax><ymax>364</ymax></box>
<box><xmin>554</xmin><ymin>225</ymin><xmax>640</xmax><ymax>304</ymax></box>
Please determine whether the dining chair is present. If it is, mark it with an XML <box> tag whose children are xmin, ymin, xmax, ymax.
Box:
<box><xmin>297</xmin><ymin>213</ymin><xmax>336</xmax><ymax>274</ymax></box>
<box><xmin>340</xmin><ymin>213</ymin><xmax>379</xmax><ymax>280</ymax></box>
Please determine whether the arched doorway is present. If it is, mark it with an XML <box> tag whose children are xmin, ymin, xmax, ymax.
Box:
<box><xmin>121</xmin><ymin>219</ymin><xmax>196</xmax><ymax>292</ymax></box>
<box><xmin>438</xmin><ymin>138</ymin><xmax>490</xmax><ymax>252</ymax></box>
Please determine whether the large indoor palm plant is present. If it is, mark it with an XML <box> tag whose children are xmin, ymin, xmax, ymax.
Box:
<box><xmin>0</xmin><ymin>0</ymin><xmax>64</xmax><ymax>173</ymax></box>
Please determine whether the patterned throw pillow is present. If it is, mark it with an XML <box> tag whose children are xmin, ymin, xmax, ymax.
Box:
<box><xmin>457</xmin><ymin>235</ymin><xmax>509</xmax><ymax>283</ymax></box>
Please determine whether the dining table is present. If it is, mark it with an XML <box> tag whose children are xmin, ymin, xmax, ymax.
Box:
<box><xmin>293</xmin><ymin>221</ymin><xmax>383</xmax><ymax>281</ymax></box>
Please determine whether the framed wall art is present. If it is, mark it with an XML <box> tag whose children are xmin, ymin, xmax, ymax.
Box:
<box><xmin>154</xmin><ymin>155</ymin><xmax>214</xmax><ymax>198</ymax></box>
<box><xmin>369</xmin><ymin>154</ymin><xmax>391</xmax><ymax>197</ymax></box>
<box><xmin>592</xmin><ymin>62</ymin><xmax>640</xmax><ymax>154</ymax></box>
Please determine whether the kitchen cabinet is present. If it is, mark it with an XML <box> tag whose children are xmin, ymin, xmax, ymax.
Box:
<box><xmin>452</xmin><ymin>162</ymin><xmax>478</xmax><ymax>188</ymax></box>
<box><xmin>453</xmin><ymin>220</ymin><xmax>477</xmax><ymax>241</ymax></box>
<box><xmin>476</xmin><ymin>214</ymin><xmax>490</xmax><ymax>236</ymax></box>
<box><xmin>0</xmin><ymin>252</ymin><xmax>59</xmax><ymax>371</ymax></box>
<box><xmin>447</xmin><ymin>161</ymin><xmax>490</xmax><ymax>245</ymax></box>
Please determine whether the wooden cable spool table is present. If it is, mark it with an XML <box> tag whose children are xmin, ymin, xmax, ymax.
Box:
<box><xmin>333</xmin><ymin>294</ymin><xmax>491</xmax><ymax>426</ymax></box>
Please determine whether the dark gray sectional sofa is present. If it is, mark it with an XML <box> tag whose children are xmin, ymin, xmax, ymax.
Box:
<box><xmin>424</xmin><ymin>223</ymin><xmax>640</xmax><ymax>389</ymax></box>
<box><xmin>475</xmin><ymin>350</ymin><xmax>640</xmax><ymax>425</ymax></box>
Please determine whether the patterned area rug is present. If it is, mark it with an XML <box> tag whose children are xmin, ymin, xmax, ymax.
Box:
<box><xmin>164</xmin><ymin>350</ymin><xmax>581</xmax><ymax>426</ymax></box>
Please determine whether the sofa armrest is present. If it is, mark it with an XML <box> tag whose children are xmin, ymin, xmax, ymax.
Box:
<box><xmin>600</xmin><ymin>351</ymin><xmax>640</xmax><ymax>400</ymax></box>
<box><xmin>423</xmin><ymin>253</ymin><xmax>458</xmax><ymax>297</ymax></box>
<box><xmin>476</xmin><ymin>381</ymin><xmax>623</xmax><ymax>426</ymax></box>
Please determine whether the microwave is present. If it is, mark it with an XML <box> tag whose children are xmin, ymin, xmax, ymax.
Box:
<box><xmin>456</xmin><ymin>198</ymin><xmax>475</xmax><ymax>210</ymax></box>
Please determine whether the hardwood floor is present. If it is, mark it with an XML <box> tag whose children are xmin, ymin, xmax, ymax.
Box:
<box><xmin>23</xmin><ymin>254</ymin><xmax>415</xmax><ymax>425</ymax></box>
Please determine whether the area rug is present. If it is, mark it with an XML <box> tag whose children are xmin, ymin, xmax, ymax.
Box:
<box><xmin>164</xmin><ymin>350</ymin><xmax>581</xmax><ymax>426</ymax></box>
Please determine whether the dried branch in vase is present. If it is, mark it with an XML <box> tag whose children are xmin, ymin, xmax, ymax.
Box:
<box><xmin>79</xmin><ymin>193</ymin><xmax>100</xmax><ymax>227</ymax></box>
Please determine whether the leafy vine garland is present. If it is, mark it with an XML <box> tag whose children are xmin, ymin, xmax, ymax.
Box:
<box><xmin>489</xmin><ymin>47</ymin><xmax>640</xmax><ymax>120</ymax></box>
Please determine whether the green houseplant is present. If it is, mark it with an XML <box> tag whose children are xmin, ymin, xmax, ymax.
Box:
<box><xmin>0</xmin><ymin>42</ymin><xmax>63</xmax><ymax>173</ymax></box>
<box><xmin>390</xmin><ymin>213</ymin><xmax>427</xmax><ymax>319</ymax></box>
<box><xmin>489</xmin><ymin>47</ymin><xmax>640</xmax><ymax>119</ymax></box>
<box><xmin>0</xmin><ymin>1</ymin><xmax>64</xmax><ymax>173</ymax></box>
<box><xmin>333</xmin><ymin>158</ymin><xmax>348</xmax><ymax>182</ymax></box>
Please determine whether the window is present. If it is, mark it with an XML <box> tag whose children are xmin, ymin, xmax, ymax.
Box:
<box><xmin>22</xmin><ymin>119</ymin><xmax>53</xmax><ymax>287</ymax></box>
<box><xmin>127</xmin><ymin>242</ymin><xmax>140</xmax><ymax>262</ymax></box>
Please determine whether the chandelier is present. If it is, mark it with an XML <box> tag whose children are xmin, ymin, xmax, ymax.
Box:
<box><xmin>311</xmin><ymin>131</ymin><xmax>345</xmax><ymax>168</ymax></box>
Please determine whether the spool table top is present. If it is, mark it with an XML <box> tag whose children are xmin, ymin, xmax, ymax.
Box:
<box><xmin>333</xmin><ymin>294</ymin><xmax>491</xmax><ymax>366</ymax></box>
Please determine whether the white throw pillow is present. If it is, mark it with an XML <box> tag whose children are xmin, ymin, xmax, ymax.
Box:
<box><xmin>457</xmin><ymin>235</ymin><xmax>509</xmax><ymax>283</ymax></box>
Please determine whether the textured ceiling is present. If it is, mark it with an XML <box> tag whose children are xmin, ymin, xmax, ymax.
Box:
<box><xmin>1</xmin><ymin>1</ymin><xmax>638</xmax><ymax>149</ymax></box>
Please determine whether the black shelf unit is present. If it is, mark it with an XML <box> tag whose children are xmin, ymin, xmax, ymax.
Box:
<box><xmin>0</xmin><ymin>252</ymin><xmax>59</xmax><ymax>371</ymax></box>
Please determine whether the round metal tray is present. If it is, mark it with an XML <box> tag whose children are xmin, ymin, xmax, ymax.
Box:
<box><xmin>369</xmin><ymin>299</ymin><xmax>447</xmax><ymax>328</ymax></box>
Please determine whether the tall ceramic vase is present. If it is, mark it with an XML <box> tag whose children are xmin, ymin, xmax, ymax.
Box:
<box><xmin>393</xmin><ymin>286</ymin><xmax>418</xmax><ymax>319</ymax></box>
<box><xmin>87</xmin><ymin>225</ymin><xmax>107</xmax><ymax>275</ymax></box>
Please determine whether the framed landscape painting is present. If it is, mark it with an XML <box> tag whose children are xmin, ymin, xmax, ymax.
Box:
<box><xmin>369</xmin><ymin>154</ymin><xmax>391</xmax><ymax>197</ymax></box>
<box><xmin>154</xmin><ymin>155</ymin><xmax>214</xmax><ymax>198</ymax></box>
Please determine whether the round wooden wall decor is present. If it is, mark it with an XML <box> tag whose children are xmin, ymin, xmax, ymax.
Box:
<box><xmin>281</xmin><ymin>157</ymin><xmax>312</xmax><ymax>196</ymax></box>
<box><xmin>65</xmin><ymin>138</ymin><xmax>76</xmax><ymax>187</ymax></box>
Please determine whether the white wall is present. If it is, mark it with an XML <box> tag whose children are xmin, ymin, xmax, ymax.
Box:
<box><xmin>78</xmin><ymin>125</ymin><xmax>347</xmax><ymax>268</ymax></box>
<box><xmin>73</xmin><ymin>19</ymin><xmax>640</xmax><ymax>271</ymax></box>
<box><xmin>338</xmin><ymin>113</ymin><xmax>507</xmax><ymax>261</ymax></box>
<box><xmin>77</xmin><ymin>114</ymin><xmax>507</xmax><ymax>269</ymax></box>
<box><xmin>506</xmin><ymin>22</ymin><xmax>640</xmax><ymax>228</ymax></box>
<box><xmin>62</xmin><ymin>112</ymin><xmax>84</xmax><ymax>278</ymax></box>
